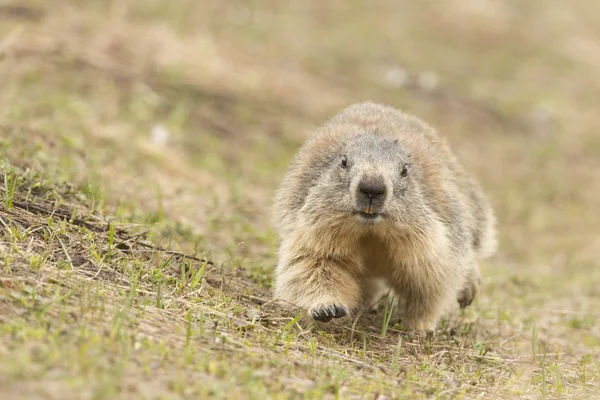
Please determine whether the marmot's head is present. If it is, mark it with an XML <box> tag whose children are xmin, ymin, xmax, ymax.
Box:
<box><xmin>319</xmin><ymin>134</ymin><xmax>420</xmax><ymax>226</ymax></box>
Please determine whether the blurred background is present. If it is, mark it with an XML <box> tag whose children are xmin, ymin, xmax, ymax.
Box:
<box><xmin>1</xmin><ymin>0</ymin><xmax>600</xmax><ymax>396</ymax></box>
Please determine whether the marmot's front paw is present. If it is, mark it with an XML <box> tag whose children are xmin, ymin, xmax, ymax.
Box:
<box><xmin>457</xmin><ymin>274</ymin><xmax>482</xmax><ymax>309</ymax></box>
<box><xmin>310</xmin><ymin>304</ymin><xmax>348</xmax><ymax>322</ymax></box>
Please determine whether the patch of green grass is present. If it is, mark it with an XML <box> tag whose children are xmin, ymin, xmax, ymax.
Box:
<box><xmin>380</xmin><ymin>296</ymin><xmax>395</xmax><ymax>337</ymax></box>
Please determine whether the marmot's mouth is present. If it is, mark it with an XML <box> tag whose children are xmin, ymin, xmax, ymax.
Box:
<box><xmin>358</xmin><ymin>212</ymin><xmax>380</xmax><ymax>220</ymax></box>
<box><xmin>354</xmin><ymin>211</ymin><xmax>383</xmax><ymax>222</ymax></box>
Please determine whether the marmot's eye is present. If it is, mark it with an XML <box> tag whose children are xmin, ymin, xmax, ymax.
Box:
<box><xmin>341</xmin><ymin>155</ymin><xmax>348</xmax><ymax>168</ymax></box>
<box><xmin>400</xmin><ymin>164</ymin><xmax>409</xmax><ymax>177</ymax></box>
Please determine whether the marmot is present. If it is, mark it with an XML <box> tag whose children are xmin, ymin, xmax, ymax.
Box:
<box><xmin>272</xmin><ymin>102</ymin><xmax>497</xmax><ymax>332</ymax></box>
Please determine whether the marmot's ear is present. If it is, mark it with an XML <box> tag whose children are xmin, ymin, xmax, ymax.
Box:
<box><xmin>393</xmin><ymin>139</ymin><xmax>399</xmax><ymax>144</ymax></box>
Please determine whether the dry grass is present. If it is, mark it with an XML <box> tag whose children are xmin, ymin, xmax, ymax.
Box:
<box><xmin>1</xmin><ymin>0</ymin><xmax>599</xmax><ymax>399</ymax></box>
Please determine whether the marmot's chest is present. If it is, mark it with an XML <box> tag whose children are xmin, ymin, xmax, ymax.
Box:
<box><xmin>357</xmin><ymin>232</ymin><xmax>420</xmax><ymax>275</ymax></box>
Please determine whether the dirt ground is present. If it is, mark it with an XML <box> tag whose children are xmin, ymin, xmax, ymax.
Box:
<box><xmin>1</xmin><ymin>1</ymin><xmax>599</xmax><ymax>399</ymax></box>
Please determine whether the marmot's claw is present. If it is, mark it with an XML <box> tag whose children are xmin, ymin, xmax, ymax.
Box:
<box><xmin>311</xmin><ymin>304</ymin><xmax>348</xmax><ymax>322</ymax></box>
<box><xmin>458</xmin><ymin>298</ymin><xmax>472</xmax><ymax>309</ymax></box>
<box><xmin>457</xmin><ymin>273</ymin><xmax>481</xmax><ymax>309</ymax></box>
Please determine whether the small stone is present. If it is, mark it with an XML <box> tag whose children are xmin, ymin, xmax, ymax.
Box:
<box><xmin>417</xmin><ymin>70</ymin><xmax>439</xmax><ymax>91</ymax></box>
<box><xmin>150</xmin><ymin>124</ymin><xmax>170</xmax><ymax>146</ymax></box>
<box><xmin>382</xmin><ymin>67</ymin><xmax>409</xmax><ymax>89</ymax></box>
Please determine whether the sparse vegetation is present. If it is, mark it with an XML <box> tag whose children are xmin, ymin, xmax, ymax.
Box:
<box><xmin>1</xmin><ymin>1</ymin><xmax>599</xmax><ymax>399</ymax></box>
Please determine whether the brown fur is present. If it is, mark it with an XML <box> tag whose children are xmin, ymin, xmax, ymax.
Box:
<box><xmin>272</xmin><ymin>102</ymin><xmax>497</xmax><ymax>331</ymax></box>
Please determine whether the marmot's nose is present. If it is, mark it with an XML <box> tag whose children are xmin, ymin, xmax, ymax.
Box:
<box><xmin>358</xmin><ymin>181</ymin><xmax>386</xmax><ymax>200</ymax></box>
